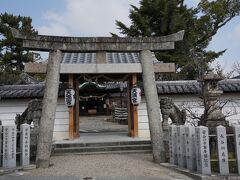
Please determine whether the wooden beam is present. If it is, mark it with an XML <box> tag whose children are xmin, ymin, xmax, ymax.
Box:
<box><xmin>68</xmin><ymin>74</ymin><xmax>75</xmax><ymax>139</ymax></box>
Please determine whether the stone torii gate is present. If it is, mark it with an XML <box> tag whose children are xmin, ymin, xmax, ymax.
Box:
<box><xmin>11</xmin><ymin>28</ymin><xmax>184</xmax><ymax>168</ymax></box>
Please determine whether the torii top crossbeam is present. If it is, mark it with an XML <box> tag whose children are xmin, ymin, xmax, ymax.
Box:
<box><xmin>11</xmin><ymin>28</ymin><xmax>184</xmax><ymax>52</ymax></box>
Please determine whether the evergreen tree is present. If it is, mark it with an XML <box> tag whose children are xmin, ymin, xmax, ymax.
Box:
<box><xmin>0</xmin><ymin>13</ymin><xmax>40</xmax><ymax>84</ymax></box>
<box><xmin>115</xmin><ymin>0</ymin><xmax>240</xmax><ymax>79</ymax></box>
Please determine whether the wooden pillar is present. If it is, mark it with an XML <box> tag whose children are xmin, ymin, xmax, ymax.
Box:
<box><xmin>127</xmin><ymin>74</ymin><xmax>138</xmax><ymax>137</ymax></box>
<box><xmin>75</xmin><ymin>77</ymin><xmax>80</xmax><ymax>138</ymax></box>
<box><xmin>68</xmin><ymin>74</ymin><xmax>76</xmax><ymax>139</ymax></box>
<box><xmin>68</xmin><ymin>74</ymin><xmax>79</xmax><ymax>139</ymax></box>
<box><xmin>127</xmin><ymin>79</ymin><xmax>132</xmax><ymax>137</ymax></box>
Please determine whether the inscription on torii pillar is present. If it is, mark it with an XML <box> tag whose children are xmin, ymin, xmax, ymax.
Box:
<box><xmin>11</xmin><ymin>28</ymin><xmax>184</xmax><ymax>168</ymax></box>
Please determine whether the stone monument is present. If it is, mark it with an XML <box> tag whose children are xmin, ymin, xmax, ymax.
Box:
<box><xmin>176</xmin><ymin>125</ymin><xmax>187</xmax><ymax>168</ymax></box>
<box><xmin>216</xmin><ymin>125</ymin><xmax>229</xmax><ymax>175</ymax></box>
<box><xmin>20</xmin><ymin>124</ymin><xmax>30</xmax><ymax>167</ymax></box>
<box><xmin>185</xmin><ymin>125</ymin><xmax>196</xmax><ymax>171</ymax></box>
<box><xmin>198</xmin><ymin>72</ymin><xmax>228</xmax><ymax>134</ymax></box>
<box><xmin>234</xmin><ymin>125</ymin><xmax>240</xmax><ymax>175</ymax></box>
<box><xmin>2</xmin><ymin>126</ymin><xmax>17</xmax><ymax>169</ymax></box>
<box><xmin>195</xmin><ymin>126</ymin><xmax>211</xmax><ymax>175</ymax></box>
<box><xmin>169</xmin><ymin>125</ymin><xmax>178</xmax><ymax>164</ymax></box>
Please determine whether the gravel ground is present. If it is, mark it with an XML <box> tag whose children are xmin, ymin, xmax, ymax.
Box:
<box><xmin>15</xmin><ymin>154</ymin><xmax>193</xmax><ymax>179</ymax></box>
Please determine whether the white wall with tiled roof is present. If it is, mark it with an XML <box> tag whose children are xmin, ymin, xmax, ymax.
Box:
<box><xmin>0</xmin><ymin>97</ymin><xmax>69</xmax><ymax>141</ymax></box>
<box><xmin>138</xmin><ymin>93</ymin><xmax>240</xmax><ymax>138</ymax></box>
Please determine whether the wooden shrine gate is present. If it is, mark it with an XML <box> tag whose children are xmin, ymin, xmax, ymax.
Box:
<box><xmin>11</xmin><ymin>28</ymin><xmax>184</xmax><ymax>167</ymax></box>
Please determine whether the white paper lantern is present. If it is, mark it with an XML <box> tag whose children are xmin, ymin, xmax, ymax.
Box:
<box><xmin>131</xmin><ymin>87</ymin><xmax>141</xmax><ymax>105</ymax></box>
<box><xmin>65</xmin><ymin>89</ymin><xmax>75</xmax><ymax>106</ymax></box>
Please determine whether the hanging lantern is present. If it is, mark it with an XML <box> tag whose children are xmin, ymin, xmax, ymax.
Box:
<box><xmin>65</xmin><ymin>89</ymin><xmax>75</xmax><ymax>106</ymax></box>
<box><xmin>131</xmin><ymin>87</ymin><xmax>141</xmax><ymax>105</ymax></box>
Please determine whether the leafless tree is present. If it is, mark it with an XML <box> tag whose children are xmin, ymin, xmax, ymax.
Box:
<box><xmin>181</xmin><ymin>50</ymin><xmax>239</xmax><ymax>126</ymax></box>
<box><xmin>233</xmin><ymin>62</ymin><xmax>240</xmax><ymax>75</ymax></box>
<box><xmin>213</xmin><ymin>61</ymin><xmax>234</xmax><ymax>79</ymax></box>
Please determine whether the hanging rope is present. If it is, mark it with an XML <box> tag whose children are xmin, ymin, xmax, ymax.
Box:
<box><xmin>79</xmin><ymin>94</ymin><xmax>107</xmax><ymax>101</ymax></box>
<box><xmin>77</xmin><ymin>74</ymin><xmax>130</xmax><ymax>83</ymax></box>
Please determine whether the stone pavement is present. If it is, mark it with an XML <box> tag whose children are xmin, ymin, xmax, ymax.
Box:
<box><xmin>0</xmin><ymin>177</ymin><xmax>190</xmax><ymax>180</ymax></box>
<box><xmin>54</xmin><ymin>132</ymin><xmax>150</xmax><ymax>144</ymax></box>
<box><xmin>80</xmin><ymin>116</ymin><xmax>128</xmax><ymax>133</ymax></box>
<box><xmin>2</xmin><ymin>154</ymin><xmax>193</xmax><ymax>180</ymax></box>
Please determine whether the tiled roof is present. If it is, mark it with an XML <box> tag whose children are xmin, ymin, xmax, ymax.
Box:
<box><xmin>16</xmin><ymin>73</ymin><xmax>40</xmax><ymax>84</ymax></box>
<box><xmin>62</xmin><ymin>52</ymin><xmax>159</xmax><ymax>64</ymax></box>
<box><xmin>0</xmin><ymin>79</ymin><xmax>239</xmax><ymax>99</ymax></box>
<box><xmin>0</xmin><ymin>82</ymin><xmax>126</xmax><ymax>99</ymax></box>
<box><xmin>156</xmin><ymin>79</ymin><xmax>240</xmax><ymax>94</ymax></box>
<box><xmin>62</xmin><ymin>53</ymin><xmax>96</xmax><ymax>64</ymax></box>
<box><xmin>156</xmin><ymin>80</ymin><xmax>200</xmax><ymax>94</ymax></box>
<box><xmin>232</xmin><ymin>75</ymin><xmax>240</xmax><ymax>79</ymax></box>
<box><xmin>0</xmin><ymin>84</ymin><xmax>45</xmax><ymax>98</ymax></box>
<box><xmin>0</xmin><ymin>83</ymin><xmax>67</xmax><ymax>99</ymax></box>
<box><xmin>218</xmin><ymin>79</ymin><xmax>240</xmax><ymax>92</ymax></box>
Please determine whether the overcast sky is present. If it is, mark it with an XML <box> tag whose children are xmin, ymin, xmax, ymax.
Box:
<box><xmin>1</xmin><ymin>0</ymin><xmax>240</xmax><ymax>74</ymax></box>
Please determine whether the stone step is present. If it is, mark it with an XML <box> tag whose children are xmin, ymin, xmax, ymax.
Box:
<box><xmin>54</xmin><ymin>140</ymin><xmax>151</xmax><ymax>149</ymax></box>
<box><xmin>52</xmin><ymin>149</ymin><xmax>152</xmax><ymax>156</ymax></box>
<box><xmin>53</xmin><ymin>144</ymin><xmax>152</xmax><ymax>154</ymax></box>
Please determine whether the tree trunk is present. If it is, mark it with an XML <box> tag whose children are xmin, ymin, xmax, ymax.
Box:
<box><xmin>36</xmin><ymin>50</ymin><xmax>62</xmax><ymax>168</ymax></box>
<box><xmin>140</xmin><ymin>50</ymin><xmax>166</xmax><ymax>163</ymax></box>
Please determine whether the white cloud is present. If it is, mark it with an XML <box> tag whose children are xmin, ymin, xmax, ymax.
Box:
<box><xmin>38</xmin><ymin>23</ymin><xmax>70</xmax><ymax>36</ymax></box>
<box><xmin>38</xmin><ymin>0</ymin><xmax>139</xmax><ymax>36</ymax></box>
<box><xmin>43</xmin><ymin>11</ymin><xmax>63</xmax><ymax>23</ymax></box>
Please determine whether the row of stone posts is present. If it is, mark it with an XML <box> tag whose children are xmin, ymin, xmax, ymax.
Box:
<box><xmin>0</xmin><ymin>124</ymin><xmax>30</xmax><ymax>169</ymax></box>
<box><xmin>169</xmin><ymin>125</ymin><xmax>240</xmax><ymax>175</ymax></box>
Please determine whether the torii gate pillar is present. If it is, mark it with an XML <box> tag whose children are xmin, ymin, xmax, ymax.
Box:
<box><xmin>36</xmin><ymin>50</ymin><xmax>62</xmax><ymax>168</ymax></box>
<box><xmin>140</xmin><ymin>50</ymin><xmax>165</xmax><ymax>162</ymax></box>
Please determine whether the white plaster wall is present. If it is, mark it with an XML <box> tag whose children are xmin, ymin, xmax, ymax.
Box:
<box><xmin>137</xmin><ymin>99</ymin><xmax>150</xmax><ymax>138</ymax></box>
<box><xmin>53</xmin><ymin>98</ymin><xmax>69</xmax><ymax>140</ymax></box>
<box><xmin>138</xmin><ymin>93</ymin><xmax>240</xmax><ymax>138</ymax></box>
<box><xmin>0</xmin><ymin>97</ymin><xmax>69</xmax><ymax>141</ymax></box>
